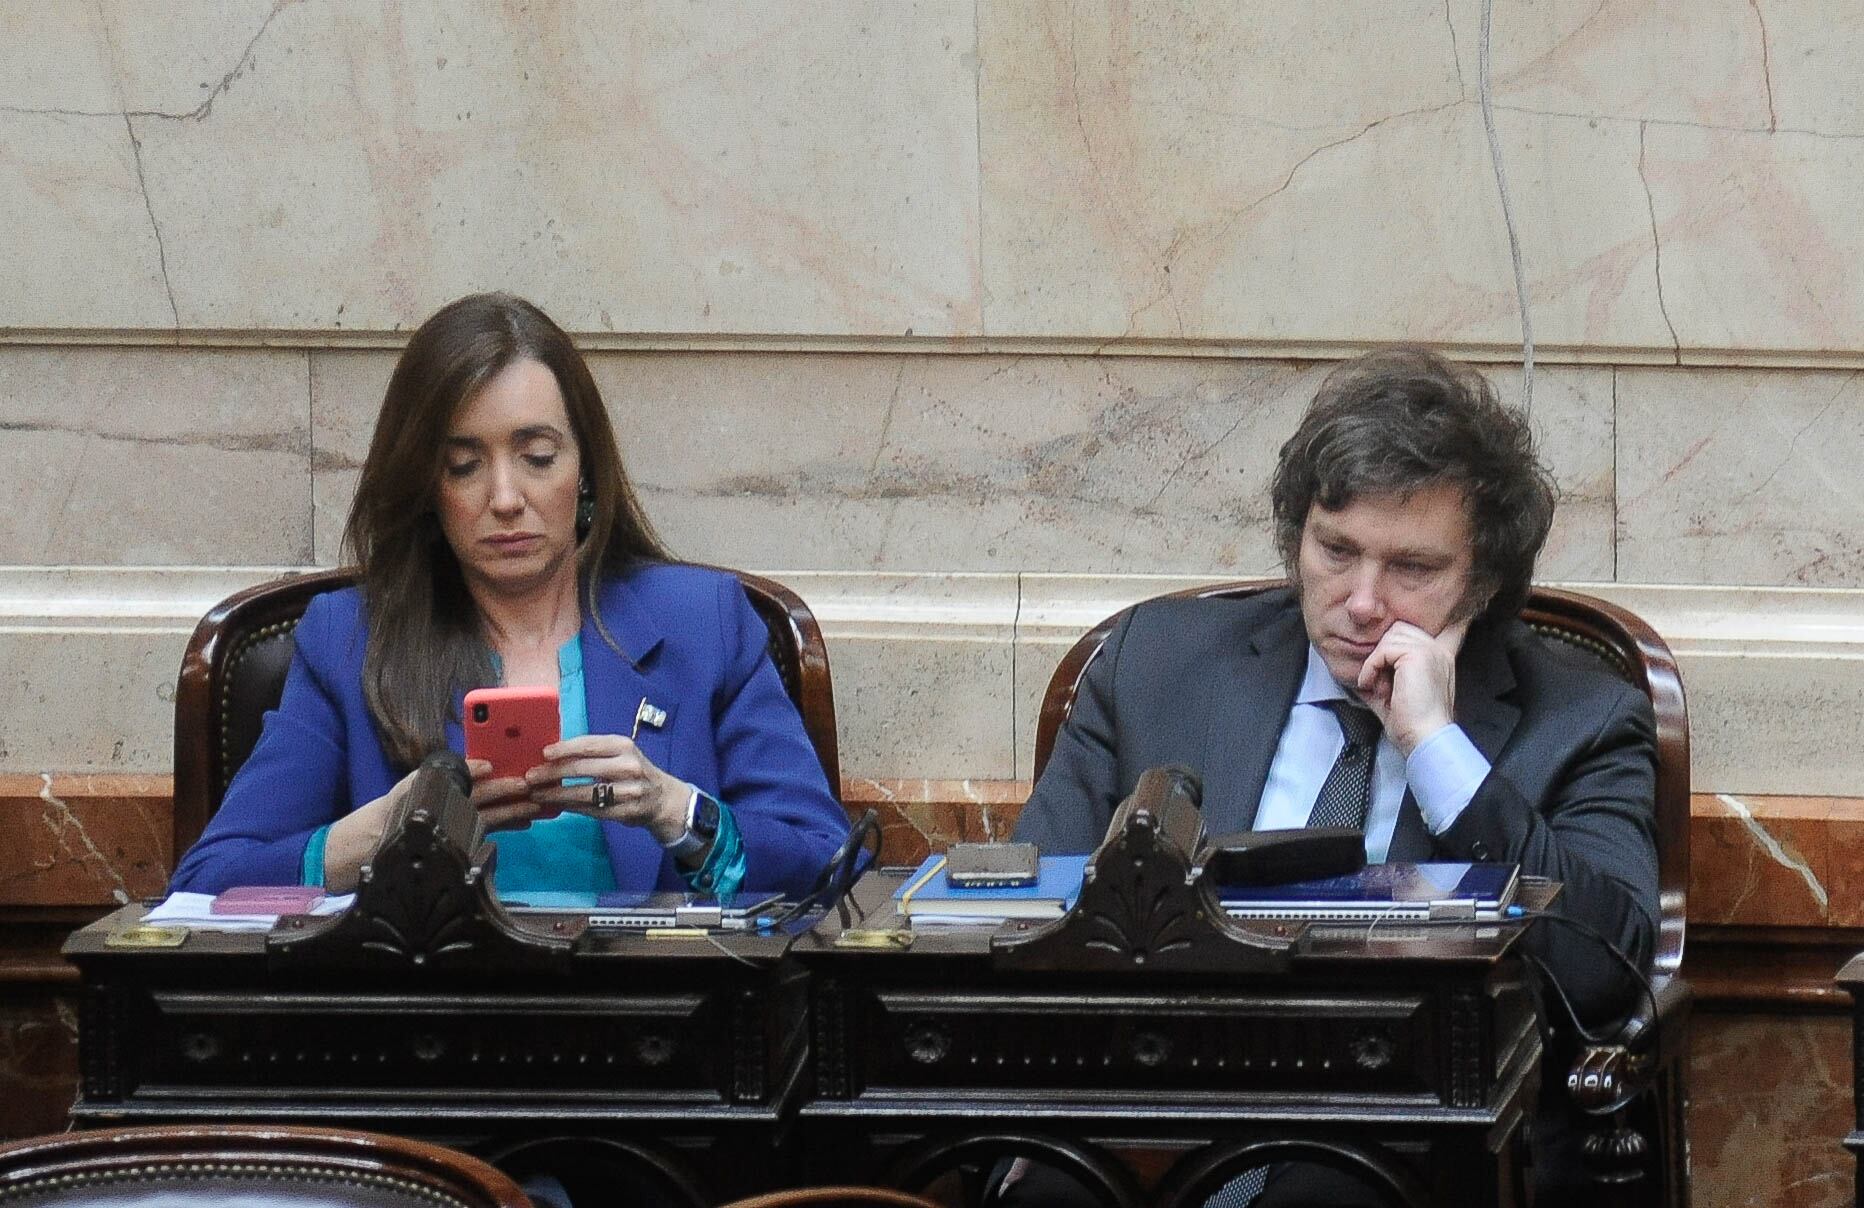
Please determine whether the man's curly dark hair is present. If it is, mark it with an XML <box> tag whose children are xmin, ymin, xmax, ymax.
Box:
<box><xmin>1270</xmin><ymin>348</ymin><xmax>1556</xmax><ymax>619</ymax></box>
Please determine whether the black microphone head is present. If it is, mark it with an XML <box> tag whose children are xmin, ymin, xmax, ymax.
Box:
<box><xmin>1156</xmin><ymin>764</ymin><xmax>1203</xmax><ymax>807</ymax></box>
<box><xmin>421</xmin><ymin>749</ymin><xmax>473</xmax><ymax>797</ymax></box>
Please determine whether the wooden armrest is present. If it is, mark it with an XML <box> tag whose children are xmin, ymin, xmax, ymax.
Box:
<box><xmin>1566</xmin><ymin>974</ymin><xmax>1692</xmax><ymax>1113</ymax></box>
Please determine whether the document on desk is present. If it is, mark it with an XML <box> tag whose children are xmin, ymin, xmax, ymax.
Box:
<box><xmin>143</xmin><ymin>891</ymin><xmax>355</xmax><ymax>932</ymax></box>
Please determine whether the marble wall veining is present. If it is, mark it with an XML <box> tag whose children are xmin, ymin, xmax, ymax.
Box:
<box><xmin>2</xmin><ymin>1</ymin><xmax>984</xmax><ymax>337</ymax></box>
<box><xmin>6</xmin><ymin>342</ymin><xmax>1864</xmax><ymax>788</ymax></box>
<box><xmin>1689</xmin><ymin>1013</ymin><xmax>1854</xmax><ymax>1208</ymax></box>
<box><xmin>1</xmin><ymin>2</ymin><xmax>1860</xmax><ymax>359</ymax></box>
<box><xmin>5</xmin><ymin>1</ymin><xmax>1862</xmax><ymax>608</ymax></box>
<box><xmin>1617</xmin><ymin>367</ymin><xmax>1864</xmax><ymax>587</ymax></box>
<box><xmin>0</xmin><ymin>994</ymin><xmax>80</xmax><ymax>1141</ymax></box>
<box><xmin>304</xmin><ymin>350</ymin><xmax>1617</xmax><ymax>576</ymax></box>
<box><xmin>0</xmin><ymin>346</ymin><xmax>312</xmax><ymax>564</ymax></box>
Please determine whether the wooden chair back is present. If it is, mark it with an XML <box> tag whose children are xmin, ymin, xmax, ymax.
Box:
<box><xmin>0</xmin><ymin>1123</ymin><xmax>531</xmax><ymax>1207</ymax></box>
<box><xmin>172</xmin><ymin>566</ymin><xmax>841</xmax><ymax>858</ymax></box>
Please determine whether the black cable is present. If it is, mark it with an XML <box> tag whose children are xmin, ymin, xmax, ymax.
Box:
<box><xmin>1353</xmin><ymin>907</ymin><xmax>1660</xmax><ymax>1055</ymax></box>
<box><xmin>758</xmin><ymin>808</ymin><xmax>882</xmax><ymax>932</ymax></box>
<box><xmin>1510</xmin><ymin>908</ymin><xmax>1661</xmax><ymax>1051</ymax></box>
<box><xmin>701</xmin><ymin>931</ymin><xmax>770</xmax><ymax>970</ymax></box>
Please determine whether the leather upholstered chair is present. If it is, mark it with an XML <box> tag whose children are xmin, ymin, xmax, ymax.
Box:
<box><xmin>0</xmin><ymin>1123</ymin><xmax>531</xmax><ymax>1207</ymax></box>
<box><xmin>172</xmin><ymin>565</ymin><xmax>842</xmax><ymax>858</ymax></box>
<box><xmin>1033</xmin><ymin>579</ymin><xmax>1691</xmax><ymax>1208</ymax></box>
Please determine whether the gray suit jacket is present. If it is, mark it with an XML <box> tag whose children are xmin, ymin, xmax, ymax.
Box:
<box><xmin>1015</xmin><ymin>587</ymin><xmax>1659</xmax><ymax>1023</ymax></box>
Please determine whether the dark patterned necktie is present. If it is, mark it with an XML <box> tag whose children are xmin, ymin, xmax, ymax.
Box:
<box><xmin>1213</xmin><ymin>710</ymin><xmax>1374</xmax><ymax>1208</ymax></box>
<box><xmin>1207</xmin><ymin>1165</ymin><xmax>1269</xmax><ymax>1207</ymax></box>
<box><xmin>1305</xmin><ymin>700</ymin><xmax>1381</xmax><ymax>830</ymax></box>
<box><xmin>1211</xmin><ymin>705</ymin><xmax>1381</xmax><ymax>1207</ymax></box>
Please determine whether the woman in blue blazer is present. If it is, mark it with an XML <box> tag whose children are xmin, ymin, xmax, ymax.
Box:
<box><xmin>171</xmin><ymin>293</ymin><xmax>848</xmax><ymax>900</ymax></box>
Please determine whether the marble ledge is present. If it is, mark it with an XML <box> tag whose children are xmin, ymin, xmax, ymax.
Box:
<box><xmin>0</xmin><ymin>566</ymin><xmax>307</xmax><ymax>627</ymax></box>
<box><xmin>1691</xmin><ymin>793</ymin><xmax>1864</xmax><ymax>930</ymax></box>
<box><xmin>11</xmin><ymin>569</ymin><xmax>1863</xmax><ymax>650</ymax></box>
<box><xmin>11</xmin><ymin>329</ymin><xmax>1864</xmax><ymax>373</ymax></box>
<box><xmin>0</xmin><ymin>774</ymin><xmax>171</xmax><ymax>907</ymax></box>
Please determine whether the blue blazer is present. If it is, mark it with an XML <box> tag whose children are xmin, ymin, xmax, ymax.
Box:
<box><xmin>170</xmin><ymin>562</ymin><xmax>849</xmax><ymax>897</ymax></box>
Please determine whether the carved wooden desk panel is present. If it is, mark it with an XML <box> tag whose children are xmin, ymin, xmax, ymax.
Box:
<box><xmin>64</xmin><ymin>907</ymin><xmax>806</xmax><ymax>1202</ymax></box>
<box><xmin>794</xmin><ymin>872</ymin><xmax>1542</xmax><ymax>1208</ymax></box>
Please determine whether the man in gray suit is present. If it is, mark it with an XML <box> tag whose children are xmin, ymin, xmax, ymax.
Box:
<box><xmin>1012</xmin><ymin>348</ymin><xmax>1657</xmax><ymax>1204</ymax></box>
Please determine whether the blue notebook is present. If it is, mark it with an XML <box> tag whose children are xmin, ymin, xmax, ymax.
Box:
<box><xmin>894</xmin><ymin>854</ymin><xmax>1089</xmax><ymax>920</ymax></box>
<box><xmin>1219</xmin><ymin>861</ymin><xmax>1520</xmax><ymax>922</ymax></box>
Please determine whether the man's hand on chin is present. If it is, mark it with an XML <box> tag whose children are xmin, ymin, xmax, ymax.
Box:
<box><xmin>1355</xmin><ymin>616</ymin><xmax>1471</xmax><ymax>755</ymax></box>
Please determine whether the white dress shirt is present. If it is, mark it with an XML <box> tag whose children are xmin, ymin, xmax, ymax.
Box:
<box><xmin>1252</xmin><ymin>646</ymin><xmax>1492</xmax><ymax>862</ymax></box>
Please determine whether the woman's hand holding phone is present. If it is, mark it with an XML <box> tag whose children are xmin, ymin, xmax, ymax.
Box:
<box><xmin>460</xmin><ymin>687</ymin><xmax>688</xmax><ymax>841</ymax></box>
<box><xmin>465</xmin><ymin>759</ymin><xmax>552</xmax><ymax>831</ymax></box>
<box><xmin>525</xmin><ymin>734</ymin><xmax>691</xmax><ymax>845</ymax></box>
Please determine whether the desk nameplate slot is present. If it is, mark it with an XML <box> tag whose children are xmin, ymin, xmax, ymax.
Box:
<box><xmin>135</xmin><ymin>988</ymin><xmax>723</xmax><ymax>1097</ymax></box>
<box><xmin>852</xmin><ymin>988</ymin><xmax>1439</xmax><ymax>1099</ymax></box>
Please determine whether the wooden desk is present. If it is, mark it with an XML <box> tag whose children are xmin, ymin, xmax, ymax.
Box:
<box><xmin>792</xmin><ymin>871</ymin><xmax>1545</xmax><ymax>1207</ymax></box>
<box><xmin>64</xmin><ymin>906</ymin><xmax>805</xmax><ymax>1204</ymax></box>
<box><xmin>62</xmin><ymin>755</ymin><xmax>1547</xmax><ymax>1208</ymax></box>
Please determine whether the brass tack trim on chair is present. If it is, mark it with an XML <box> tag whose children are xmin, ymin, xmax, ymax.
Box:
<box><xmin>0</xmin><ymin>1160</ymin><xmax>469</xmax><ymax>1206</ymax></box>
<box><xmin>217</xmin><ymin>617</ymin><xmax>301</xmax><ymax>795</ymax></box>
<box><xmin>1528</xmin><ymin>623</ymin><xmax>1634</xmax><ymax>682</ymax></box>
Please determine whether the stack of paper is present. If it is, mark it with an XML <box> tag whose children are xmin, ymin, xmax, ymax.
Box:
<box><xmin>142</xmin><ymin>891</ymin><xmax>354</xmax><ymax>933</ymax></box>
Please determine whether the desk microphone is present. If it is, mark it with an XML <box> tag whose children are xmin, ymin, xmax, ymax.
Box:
<box><xmin>421</xmin><ymin>748</ymin><xmax>473</xmax><ymax>798</ymax></box>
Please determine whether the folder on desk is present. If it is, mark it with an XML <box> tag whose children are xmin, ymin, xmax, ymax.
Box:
<box><xmin>894</xmin><ymin>854</ymin><xmax>1088</xmax><ymax>921</ymax></box>
<box><xmin>1219</xmin><ymin>861</ymin><xmax>1520</xmax><ymax>922</ymax></box>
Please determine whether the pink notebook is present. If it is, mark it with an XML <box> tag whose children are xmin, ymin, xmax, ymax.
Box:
<box><xmin>210</xmin><ymin>886</ymin><xmax>326</xmax><ymax>915</ymax></box>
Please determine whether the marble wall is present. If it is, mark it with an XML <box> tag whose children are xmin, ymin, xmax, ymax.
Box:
<box><xmin>10</xmin><ymin>344</ymin><xmax>1864</xmax><ymax>586</ymax></box>
<box><xmin>7</xmin><ymin>343</ymin><xmax>1864</xmax><ymax>789</ymax></box>
<box><xmin>1690</xmin><ymin>1012</ymin><xmax>1855</xmax><ymax>1208</ymax></box>
<box><xmin>4</xmin><ymin>6</ymin><xmax>1864</xmax><ymax>788</ymax></box>
<box><xmin>0</xmin><ymin>2</ymin><xmax>1859</xmax><ymax>358</ymax></box>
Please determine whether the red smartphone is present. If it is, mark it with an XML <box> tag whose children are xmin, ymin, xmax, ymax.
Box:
<box><xmin>464</xmin><ymin>686</ymin><xmax>560</xmax><ymax>781</ymax></box>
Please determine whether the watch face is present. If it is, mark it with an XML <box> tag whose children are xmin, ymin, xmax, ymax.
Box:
<box><xmin>694</xmin><ymin>793</ymin><xmax>722</xmax><ymax>838</ymax></box>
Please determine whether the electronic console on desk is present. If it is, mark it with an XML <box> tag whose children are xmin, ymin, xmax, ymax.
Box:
<box><xmin>501</xmin><ymin>889</ymin><xmax>785</xmax><ymax>931</ymax></box>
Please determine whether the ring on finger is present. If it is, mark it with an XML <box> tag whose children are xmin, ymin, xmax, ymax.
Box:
<box><xmin>591</xmin><ymin>781</ymin><xmax>615</xmax><ymax>811</ymax></box>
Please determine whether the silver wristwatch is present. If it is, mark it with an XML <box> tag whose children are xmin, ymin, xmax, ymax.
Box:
<box><xmin>664</xmin><ymin>786</ymin><xmax>720</xmax><ymax>861</ymax></box>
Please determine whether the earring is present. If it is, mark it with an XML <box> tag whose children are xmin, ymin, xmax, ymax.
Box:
<box><xmin>575</xmin><ymin>478</ymin><xmax>595</xmax><ymax>539</ymax></box>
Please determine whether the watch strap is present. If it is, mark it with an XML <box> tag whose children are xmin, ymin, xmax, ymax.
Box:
<box><xmin>664</xmin><ymin>785</ymin><xmax>716</xmax><ymax>861</ymax></box>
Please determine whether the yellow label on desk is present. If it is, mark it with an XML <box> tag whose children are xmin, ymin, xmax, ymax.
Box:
<box><xmin>105</xmin><ymin>924</ymin><xmax>189</xmax><ymax>948</ymax></box>
<box><xmin>833</xmin><ymin>927</ymin><xmax>914</xmax><ymax>949</ymax></box>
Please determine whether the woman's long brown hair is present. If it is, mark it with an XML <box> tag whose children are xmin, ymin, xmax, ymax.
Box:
<box><xmin>342</xmin><ymin>293</ymin><xmax>669</xmax><ymax>769</ymax></box>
